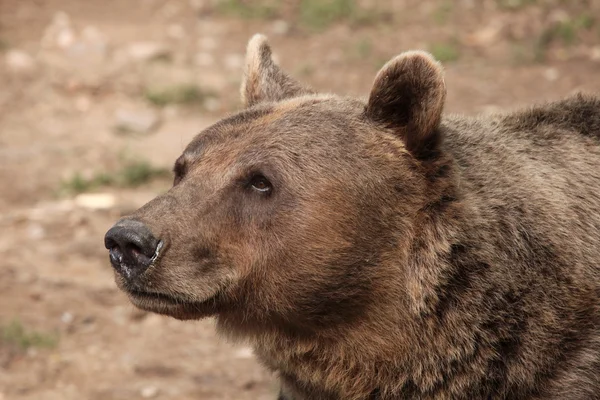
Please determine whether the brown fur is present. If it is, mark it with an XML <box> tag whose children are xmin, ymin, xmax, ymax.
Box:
<box><xmin>107</xmin><ymin>34</ymin><xmax>600</xmax><ymax>399</ymax></box>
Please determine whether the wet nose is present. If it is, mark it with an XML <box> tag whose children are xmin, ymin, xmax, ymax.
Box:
<box><xmin>104</xmin><ymin>219</ymin><xmax>161</xmax><ymax>279</ymax></box>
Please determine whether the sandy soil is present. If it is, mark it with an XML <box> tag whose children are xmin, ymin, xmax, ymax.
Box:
<box><xmin>1</xmin><ymin>0</ymin><xmax>600</xmax><ymax>399</ymax></box>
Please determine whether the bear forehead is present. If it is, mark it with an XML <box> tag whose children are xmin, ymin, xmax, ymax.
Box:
<box><xmin>182</xmin><ymin>95</ymin><xmax>366</xmax><ymax>160</ymax></box>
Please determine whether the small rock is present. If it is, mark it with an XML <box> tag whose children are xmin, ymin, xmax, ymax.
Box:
<box><xmin>466</xmin><ymin>22</ymin><xmax>503</xmax><ymax>47</ymax></box>
<box><xmin>204</xmin><ymin>97</ymin><xmax>220</xmax><ymax>112</ymax></box>
<box><xmin>61</xmin><ymin>312</ymin><xmax>74</xmax><ymax>324</ymax></box>
<box><xmin>27</xmin><ymin>222</ymin><xmax>45</xmax><ymax>240</ymax></box>
<box><xmin>77</xmin><ymin>25</ymin><xmax>108</xmax><ymax>57</ymax></box>
<box><xmin>198</xmin><ymin>36</ymin><xmax>217</xmax><ymax>51</ymax></box>
<box><xmin>41</xmin><ymin>11</ymin><xmax>74</xmax><ymax>49</ymax></box>
<box><xmin>56</xmin><ymin>27</ymin><xmax>76</xmax><ymax>49</ymax></box>
<box><xmin>74</xmin><ymin>193</ymin><xmax>116</xmax><ymax>210</ymax></box>
<box><xmin>194</xmin><ymin>52</ymin><xmax>214</xmax><ymax>67</ymax></box>
<box><xmin>5</xmin><ymin>50</ymin><xmax>36</xmax><ymax>74</ymax></box>
<box><xmin>127</xmin><ymin>42</ymin><xmax>170</xmax><ymax>61</ymax></box>
<box><xmin>271</xmin><ymin>20</ymin><xmax>290</xmax><ymax>36</ymax></box>
<box><xmin>74</xmin><ymin>95</ymin><xmax>92</xmax><ymax>112</ymax></box>
<box><xmin>590</xmin><ymin>46</ymin><xmax>600</xmax><ymax>62</ymax></box>
<box><xmin>224</xmin><ymin>53</ymin><xmax>243</xmax><ymax>71</ymax></box>
<box><xmin>114</xmin><ymin>109</ymin><xmax>160</xmax><ymax>134</ymax></box>
<box><xmin>544</xmin><ymin>67</ymin><xmax>559</xmax><ymax>82</ymax></box>
<box><xmin>548</xmin><ymin>9</ymin><xmax>570</xmax><ymax>24</ymax></box>
<box><xmin>234</xmin><ymin>347</ymin><xmax>254</xmax><ymax>359</ymax></box>
<box><xmin>140</xmin><ymin>386</ymin><xmax>159</xmax><ymax>398</ymax></box>
<box><xmin>167</xmin><ymin>24</ymin><xmax>185</xmax><ymax>40</ymax></box>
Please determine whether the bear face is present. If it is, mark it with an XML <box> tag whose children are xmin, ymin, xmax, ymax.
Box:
<box><xmin>105</xmin><ymin>35</ymin><xmax>451</xmax><ymax>334</ymax></box>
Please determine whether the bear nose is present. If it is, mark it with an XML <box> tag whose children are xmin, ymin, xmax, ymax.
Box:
<box><xmin>104</xmin><ymin>220</ymin><xmax>161</xmax><ymax>279</ymax></box>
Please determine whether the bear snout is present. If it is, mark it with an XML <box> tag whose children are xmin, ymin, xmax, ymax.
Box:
<box><xmin>104</xmin><ymin>219</ymin><xmax>162</xmax><ymax>280</ymax></box>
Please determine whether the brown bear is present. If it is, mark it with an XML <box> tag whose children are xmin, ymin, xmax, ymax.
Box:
<box><xmin>104</xmin><ymin>34</ymin><xmax>600</xmax><ymax>399</ymax></box>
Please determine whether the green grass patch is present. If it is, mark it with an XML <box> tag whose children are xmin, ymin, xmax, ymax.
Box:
<box><xmin>215</xmin><ymin>0</ymin><xmax>280</xmax><ymax>19</ymax></box>
<box><xmin>299</xmin><ymin>0</ymin><xmax>382</xmax><ymax>31</ymax></box>
<box><xmin>430</xmin><ymin>42</ymin><xmax>460</xmax><ymax>63</ymax></box>
<box><xmin>60</xmin><ymin>159</ymin><xmax>171</xmax><ymax>195</ymax></box>
<box><xmin>574</xmin><ymin>13</ymin><xmax>595</xmax><ymax>30</ymax></box>
<box><xmin>2</xmin><ymin>320</ymin><xmax>58</xmax><ymax>350</ymax></box>
<box><xmin>433</xmin><ymin>1</ymin><xmax>453</xmax><ymax>25</ymax></box>
<box><xmin>355</xmin><ymin>37</ymin><xmax>373</xmax><ymax>58</ymax></box>
<box><xmin>496</xmin><ymin>0</ymin><xmax>536</xmax><ymax>10</ymax></box>
<box><xmin>295</xmin><ymin>63</ymin><xmax>315</xmax><ymax>77</ymax></box>
<box><xmin>144</xmin><ymin>84</ymin><xmax>215</xmax><ymax>107</ymax></box>
<box><xmin>300</xmin><ymin>0</ymin><xmax>354</xmax><ymax>31</ymax></box>
<box><xmin>534</xmin><ymin>14</ymin><xmax>595</xmax><ymax>62</ymax></box>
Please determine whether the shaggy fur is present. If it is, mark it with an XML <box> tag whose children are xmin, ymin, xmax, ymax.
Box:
<box><xmin>106</xmin><ymin>34</ymin><xmax>600</xmax><ymax>399</ymax></box>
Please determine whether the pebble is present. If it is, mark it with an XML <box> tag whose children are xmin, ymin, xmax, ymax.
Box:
<box><xmin>194</xmin><ymin>52</ymin><xmax>214</xmax><ymax>67</ymax></box>
<box><xmin>271</xmin><ymin>20</ymin><xmax>290</xmax><ymax>36</ymax></box>
<box><xmin>466</xmin><ymin>22</ymin><xmax>502</xmax><ymax>47</ymax></box>
<box><xmin>114</xmin><ymin>109</ymin><xmax>160</xmax><ymax>134</ymax></box>
<box><xmin>74</xmin><ymin>193</ymin><xmax>116</xmax><ymax>210</ymax></box>
<box><xmin>204</xmin><ymin>97</ymin><xmax>220</xmax><ymax>112</ymax></box>
<box><xmin>544</xmin><ymin>67</ymin><xmax>559</xmax><ymax>82</ymax></box>
<box><xmin>5</xmin><ymin>50</ymin><xmax>36</xmax><ymax>74</ymax></box>
<box><xmin>56</xmin><ymin>28</ymin><xmax>76</xmax><ymax>49</ymax></box>
<box><xmin>61</xmin><ymin>312</ymin><xmax>74</xmax><ymax>324</ymax></box>
<box><xmin>27</xmin><ymin>222</ymin><xmax>45</xmax><ymax>240</ymax></box>
<box><xmin>234</xmin><ymin>347</ymin><xmax>254</xmax><ymax>359</ymax></box>
<box><xmin>74</xmin><ymin>95</ymin><xmax>92</xmax><ymax>112</ymax></box>
<box><xmin>198</xmin><ymin>36</ymin><xmax>217</xmax><ymax>51</ymax></box>
<box><xmin>41</xmin><ymin>11</ymin><xmax>74</xmax><ymax>49</ymax></box>
<box><xmin>141</xmin><ymin>386</ymin><xmax>159</xmax><ymax>398</ymax></box>
<box><xmin>127</xmin><ymin>42</ymin><xmax>170</xmax><ymax>61</ymax></box>
<box><xmin>167</xmin><ymin>24</ymin><xmax>185</xmax><ymax>40</ymax></box>
<box><xmin>224</xmin><ymin>53</ymin><xmax>243</xmax><ymax>71</ymax></box>
<box><xmin>590</xmin><ymin>46</ymin><xmax>600</xmax><ymax>62</ymax></box>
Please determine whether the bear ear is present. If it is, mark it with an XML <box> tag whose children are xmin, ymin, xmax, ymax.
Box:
<box><xmin>241</xmin><ymin>34</ymin><xmax>311</xmax><ymax>107</ymax></box>
<box><xmin>366</xmin><ymin>51</ymin><xmax>446</xmax><ymax>158</ymax></box>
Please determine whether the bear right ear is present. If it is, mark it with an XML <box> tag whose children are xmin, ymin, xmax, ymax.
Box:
<box><xmin>366</xmin><ymin>51</ymin><xmax>446</xmax><ymax>159</ymax></box>
<box><xmin>241</xmin><ymin>34</ymin><xmax>311</xmax><ymax>108</ymax></box>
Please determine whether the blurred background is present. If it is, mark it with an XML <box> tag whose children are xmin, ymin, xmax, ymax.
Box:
<box><xmin>1</xmin><ymin>0</ymin><xmax>600</xmax><ymax>399</ymax></box>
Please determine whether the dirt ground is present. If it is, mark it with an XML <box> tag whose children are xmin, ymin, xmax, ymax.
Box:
<box><xmin>1</xmin><ymin>0</ymin><xmax>600</xmax><ymax>399</ymax></box>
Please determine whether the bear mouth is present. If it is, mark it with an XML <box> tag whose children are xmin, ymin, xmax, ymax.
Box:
<box><xmin>129</xmin><ymin>289</ymin><xmax>184</xmax><ymax>305</ymax></box>
<box><xmin>126</xmin><ymin>289</ymin><xmax>221</xmax><ymax>320</ymax></box>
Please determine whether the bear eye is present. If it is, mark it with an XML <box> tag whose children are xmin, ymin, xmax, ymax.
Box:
<box><xmin>249</xmin><ymin>175</ymin><xmax>272</xmax><ymax>194</ymax></box>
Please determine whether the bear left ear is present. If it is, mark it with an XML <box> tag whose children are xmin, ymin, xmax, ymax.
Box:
<box><xmin>366</xmin><ymin>51</ymin><xmax>446</xmax><ymax>159</ymax></box>
<box><xmin>241</xmin><ymin>34</ymin><xmax>311</xmax><ymax>108</ymax></box>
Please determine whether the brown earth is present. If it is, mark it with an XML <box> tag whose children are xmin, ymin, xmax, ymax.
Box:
<box><xmin>1</xmin><ymin>1</ymin><xmax>600</xmax><ymax>399</ymax></box>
